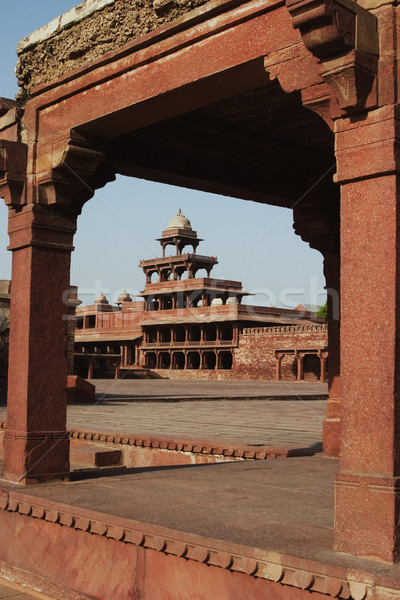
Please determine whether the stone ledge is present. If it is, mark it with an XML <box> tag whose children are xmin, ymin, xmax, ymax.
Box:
<box><xmin>17</xmin><ymin>0</ymin><xmax>116</xmax><ymax>54</ymax></box>
<box><xmin>0</xmin><ymin>487</ymin><xmax>379</xmax><ymax>599</ymax></box>
<box><xmin>69</xmin><ymin>427</ymin><xmax>318</xmax><ymax>459</ymax></box>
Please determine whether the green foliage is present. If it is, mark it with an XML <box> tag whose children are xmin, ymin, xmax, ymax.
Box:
<box><xmin>316</xmin><ymin>301</ymin><xmax>327</xmax><ymax>320</ymax></box>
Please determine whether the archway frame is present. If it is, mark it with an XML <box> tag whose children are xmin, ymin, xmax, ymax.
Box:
<box><xmin>0</xmin><ymin>0</ymin><xmax>398</xmax><ymax>563</ymax></box>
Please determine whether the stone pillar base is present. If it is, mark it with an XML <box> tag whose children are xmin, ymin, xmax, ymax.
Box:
<box><xmin>323</xmin><ymin>398</ymin><xmax>341</xmax><ymax>457</ymax></box>
<box><xmin>2</xmin><ymin>431</ymin><xmax>70</xmax><ymax>485</ymax></box>
<box><xmin>334</xmin><ymin>472</ymin><xmax>400</xmax><ymax>562</ymax></box>
<box><xmin>323</xmin><ymin>419</ymin><xmax>340</xmax><ymax>457</ymax></box>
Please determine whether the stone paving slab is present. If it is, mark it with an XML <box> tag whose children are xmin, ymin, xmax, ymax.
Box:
<box><xmin>0</xmin><ymin>380</ymin><xmax>327</xmax><ymax>449</ymax></box>
<box><xmin>90</xmin><ymin>379</ymin><xmax>328</xmax><ymax>401</ymax></box>
<box><xmin>65</xmin><ymin>398</ymin><xmax>326</xmax><ymax>449</ymax></box>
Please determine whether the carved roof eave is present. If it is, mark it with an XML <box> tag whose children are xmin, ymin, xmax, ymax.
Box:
<box><xmin>158</xmin><ymin>228</ymin><xmax>201</xmax><ymax>241</ymax></box>
<box><xmin>139</xmin><ymin>288</ymin><xmax>250</xmax><ymax>297</ymax></box>
<box><xmin>139</xmin><ymin>255</ymin><xmax>218</xmax><ymax>269</ymax></box>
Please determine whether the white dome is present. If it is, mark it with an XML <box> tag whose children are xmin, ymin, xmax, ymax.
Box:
<box><xmin>167</xmin><ymin>209</ymin><xmax>192</xmax><ymax>230</ymax></box>
<box><xmin>211</xmin><ymin>298</ymin><xmax>223</xmax><ymax>306</ymax></box>
<box><xmin>226</xmin><ymin>296</ymin><xmax>239</xmax><ymax>305</ymax></box>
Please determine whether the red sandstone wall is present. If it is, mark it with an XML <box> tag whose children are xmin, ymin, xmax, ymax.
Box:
<box><xmin>233</xmin><ymin>326</ymin><xmax>327</xmax><ymax>380</ymax></box>
<box><xmin>152</xmin><ymin>368</ymin><xmax>239</xmax><ymax>381</ymax></box>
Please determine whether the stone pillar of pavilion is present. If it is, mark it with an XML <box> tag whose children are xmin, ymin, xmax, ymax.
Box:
<box><xmin>2</xmin><ymin>204</ymin><xmax>77</xmax><ymax>484</ymax></box>
<box><xmin>322</xmin><ymin>252</ymin><xmax>340</xmax><ymax>457</ymax></box>
<box><xmin>293</xmin><ymin>199</ymin><xmax>340</xmax><ymax>457</ymax></box>
<box><xmin>334</xmin><ymin>105</ymin><xmax>400</xmax><ymax>562</ymax></box>
<box><xmin>0</xmin><ymin>129</ymin><xmax>113</xmax><ymax>484</ymax></box>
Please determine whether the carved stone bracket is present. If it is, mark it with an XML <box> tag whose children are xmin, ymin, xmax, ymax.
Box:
<box><xmin>0</xmin><ymin>140</ymin><xmax>27</xmax><ymax>207</ymax></box>
<box><xmin>36</xmin><ymin>131</ymin><xmax>116</xmax><ymax>213</ymax></box>
<box><xmin>287</xmin><ymin>0</ymin><xmax>379</xmax><ymax>113</ymax></box>
<box><xmin>292</xmin><ymin>196</ymin><xmax>340</xmax><ymax>257</ymax></box>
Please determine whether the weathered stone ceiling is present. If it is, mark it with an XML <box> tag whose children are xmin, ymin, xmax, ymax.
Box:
<box><xmin>105</xmin><ymin>82</ymin><xmax>336</xmax><ymax>207</ymax></box>
<box><xmin>16</xmin><ymin>0</ymin><xmax>211</xmax><ymax>94</ymax></box>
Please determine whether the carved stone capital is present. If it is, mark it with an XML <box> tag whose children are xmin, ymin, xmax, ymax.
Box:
<box><xmin>287</xmin><ymin>0</ymin><xmax>379</xmax><ymax>113</ymax></box>
<box><xmin>7</xmin><ymin>204</ymin><xmax>77</xmax><ymax>253</ymax></box>
<box><xmin>0</xmin><ymin>140</ymin><xmax>27</xmax><ymax>207</ymax></box>
<box><xmin>36</xmin><ymin>131</ymin><xmax>115</xmax><ymax>213</ymax></box>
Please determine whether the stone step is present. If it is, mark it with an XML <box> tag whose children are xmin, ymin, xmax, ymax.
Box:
<box><xmin>70</xmin><ymin>444</ymin><xmax>122</xmax><ymax>468</ymax></box>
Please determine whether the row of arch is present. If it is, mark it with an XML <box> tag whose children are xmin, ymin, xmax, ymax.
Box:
<box><xmin>145</xmin><ymin>350</ymin><xmax>233</xmax><ymax>370</ymax></box>
<box><xmin>275</xmin><ymin>351</ymin><xmax>328</xmax><ymax>382</ymax></box>
<box><xmin>146</xmin><ymin>293</ymin><xmax>240</xmax><ymax>311</ymax></box>
<box><xmin>145</xmin><ymin>323</ymin><xmax>235</xmax><ymax>344</ymax></box>
<box><xmin>146</xmin><ymin>265</ymin><xmax>213</xmax><ymax>283</ymax></box>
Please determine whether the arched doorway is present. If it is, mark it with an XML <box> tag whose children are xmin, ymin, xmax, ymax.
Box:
<box><xmin>303</xmin><ymin>354</ymin><xmax>321</xmax><ymax>381</ymax></box>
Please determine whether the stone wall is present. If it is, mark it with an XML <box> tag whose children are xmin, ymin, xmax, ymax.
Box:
<box><xmin>233</xmin><ymin>324</ymin><xmax>328</xmax><ymax>380</ymax></box>
<box><xmin>16</xmin><ymin>0</ymin><xmax>211</xmax><ymax>94</ymax></box>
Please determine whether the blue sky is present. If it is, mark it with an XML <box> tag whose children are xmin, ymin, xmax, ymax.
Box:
<box><xmin>0</xmin><ymin>2</ymin><xmax>327</xmax><ymax>309</ymax></box>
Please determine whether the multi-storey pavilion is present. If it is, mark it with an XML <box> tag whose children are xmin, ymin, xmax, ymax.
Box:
<box><xmin>140</xmin><ymin>209</ymin><xmax>248</xmax><ymax>371</ymax></box>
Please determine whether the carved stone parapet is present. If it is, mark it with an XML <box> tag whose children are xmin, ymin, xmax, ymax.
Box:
<box><xmin>0</xmin><ymin>140</ymin><xmax>27</xmax><ymax>207</ymax></box>
<box><xmin>36</xmin><ymin>131</ymin><xmax>115</xmax><ymax>212</ymax></box>
<box><xmin>287</xmin><ymin>0</ymin><xmax>379</xmax><ymax>113</ymax></box>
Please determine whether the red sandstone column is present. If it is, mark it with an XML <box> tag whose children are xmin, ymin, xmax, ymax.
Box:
<box><xmin>114</xmin><ymin>362</ymin><xmax>120</xmax><ymax>379</ymax></box>
<box><xmin>2</xmin><ymin>205</ymin><xmax>77</xmax><ymax>484</ymax></box>
<box><xmin>296</xmin><ymin>354</ymin><xmax>303</xmax><ymax>381</ymax></box>
<box><xmin>275</xmin><ymin>354</ymin><xmax>282</xmax><ymax>381</ymax></box>
<box><xmin>320</xmin><ymin>354</ymin><xmax>327</xmax><ymax>382</ymax></box>
<box><xmin>323</xmin><ymin>253</ymin><xmax>341</xmax><ymax>457</ymax></box>
<box><xmin>334</xmin><ymin>105</ymin><xmax>400</xmax><ymax>562</ymax></box>
<box><xmin>87</xmin><ymin>358</ymin><xmax>94</xmax><ymax>379</ymax></box>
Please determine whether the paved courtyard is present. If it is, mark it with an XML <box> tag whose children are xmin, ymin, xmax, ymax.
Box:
<box><xmin>0</xmin><ymin>380</ymin><xmax>327</xmax><ymax>449</ymax></box>
<box><xmin>90</xmin><ymin>379</ymin><xmax>328</xmax><ymax>401</ymax></box>
<box><xmin>67</xmin><ymin>399</ymin><xmax>326</xmax><ymax>449</ymax></box>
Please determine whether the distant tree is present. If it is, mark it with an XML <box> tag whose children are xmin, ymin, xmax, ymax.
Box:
<box><xmin>316</xmin><ymin>301</ymin><xmax>327</xmax><ymax>320</ymax></box>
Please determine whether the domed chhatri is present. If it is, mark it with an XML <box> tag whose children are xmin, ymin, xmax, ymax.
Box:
<box><xmin>118</xmin><ymin>290</ymin><xmax>132</xmax><ymax>304</ymax></box>
<box><xmin>167</xmin><ymin>209</ymin><xmax>192</xmax><ymax>231</ymax></box>
<box><xmin>94</xmin><ymin>292</ymin><xmax>109</xmax><ymax>304</ymax></box>
<box><xmin>158</xmin><ymin>209</ymin><xmax>201</xmax><ymax>257</ymax></box>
